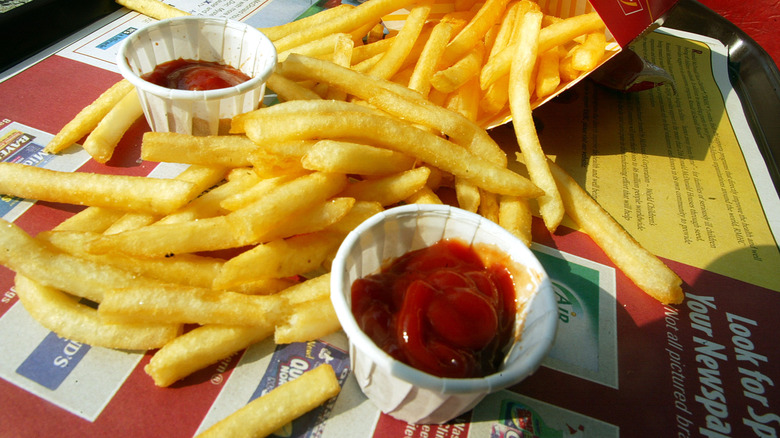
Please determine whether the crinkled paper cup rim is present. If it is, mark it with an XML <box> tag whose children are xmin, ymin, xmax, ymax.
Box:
<box><xmin>331</xmin><ymin>204</ymin><xmax>558</xmax><ymax>421</ymax></box>
<box><xmin>116</xmin><ymin>16</ymin><xmax>276</xmax><ymax>134</ymax></box>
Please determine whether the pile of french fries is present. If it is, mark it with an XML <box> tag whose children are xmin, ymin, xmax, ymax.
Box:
<box><xmin>0</xmin><ymin>0</ymin><xmax>684</xmax><ymax>435</ymax></box>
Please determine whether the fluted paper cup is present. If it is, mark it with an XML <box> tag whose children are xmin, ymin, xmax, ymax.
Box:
<box><xmin>330</xmin><ymin>204</ymin><xmax>558</xmax><ymax>424</ymax></box>
<box><xmin>116</xmin><ymin>16</ymin><xmax>276</xmax><ymax>136</ymax></box>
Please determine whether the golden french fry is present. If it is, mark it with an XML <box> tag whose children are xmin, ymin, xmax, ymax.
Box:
<box><xmin>431</xmin><ymin>43</ymin><xmax>485</xmax><ymax>93</ymax></box>
<box><xmin>259</xmin><ymin>4</ymin><xmax>355</xmax><ymax>41</ymax></box>
<box><xmin>480</xmin><ymin>11</ymin><xmax>604</xmax><ymax>89</ymax></box>
<box><xmin>53</xmin><ymin>206</ymin><xmax>125</xmax><ymax>233</ymax></box>
<box><xmin>14</xmin><ymin>274</ymin><xmax>181</xmax><ymax>350</ymax></box>
<box><xmin>408</xmin><ymin>21</ymin><xmax>454</xmax><ymax>97</ymax></box>
<box><xmin>158</xmin><ymin>168</ymin><xmax>261</xmax><ymax>224</ymax></box>
<box><xmin>258</xmin><ymin>197</ymin><xmax>355</xmax><ymax>243</ymax></box>
<box><xmin>352</xmin><ymin>36</ymin><xmax>395</xmax><ymax>65</ymax></box>
<box><xmin>196</xmin><ymin>364</ymin><xmax>341</xmax><ymax>438</ymax></box>
<box><xmin>116</xmin><ymin>0</ymin><xmax>189</xmax><ymax>19</ymax></box>
<box><xmin>45</xmin><ymin>79</ymin><xmax>135</xmax><ymax>154</ymax></box>
<box><xmin>231</xmin><ymin>98</ymin><xmax>386</xmax><ymax>133</ymax></box>
<box><xmin>98</xmin><ymin>283</ymin><xmax>284</xmax><ymax>326</ymax></box>
<box><xmin>571</xmin><ymin>31</ymin><xmax>607</xmax><ymax>71</ymax></box>
<box><xmin>478</xmin><ymin>189</ymin><xmax>500</xmax><ymax>223</ymax></box>
<box><xmin>508</xmin><ymin>11</ymin><xmax>564</xmax><ymax>233</ymax></box>
<box><xmin>0</xmin><ymin>218</ymin><xmax>166</xmax><ymax>303</ymax></box>
<box><xmin>142</xmin><ymin>132</ymin><xmax>259</xmax><ymax>167</ymax></box>
<box><xmin>266</xmin><ymin>72</ymin><xmax>323</xmax><ymax>102</ymax></box>
<box><xmin>365</xmin><ymin>21</ymin><xmax>386</xmax><ymax>44</ymax></box>
<box><xmin>444</xmin><ymin>76</ymin><xmax>481</xmax><ymax>121</ymax></box>
<box><xmin>0</xmin><ymin>162</ymin><xmax>197</xmax><ymax>215</ymax></box>
<box><xmin>368</xmin><ymin>0</ymin><xmax>432</xmax><ymax>79</ymax></box>
<box><xmin>145</xmin><ymin>323</ymin><xmax>274</xmax><ymax>387</ymax></box>
<box><xmin>215</xmin><ymin>232</ymin><xmax>342</xmax><ymax>288</ymax></box>
<box><xmin>277</xmin><ymin>32</ymin><xmax>353</xmax><ymax>62</ymax></box>
<box><xmin>341</xmin><ymin>167</ymin><xmax>431</xmax><ymax>206</ymax></box>
<box><xmin>440</xmin><ymin>0</ymin><xmax>512</xmax><ymax>66</ymax></box>
<box><xmin>272</xmin><ymin>0</ymin><xmax>417</xmax><ymax>53</ymax></box>
<box><xmin>479</xmin><ymin>75</ymin><xmax>510</xmax><ymax>118</ymax></box>
<box><xmin>39</xmin><ymin>230</ymin><xmax>224</xmax><ymax>289</ymax></box>
<box><xmin>228</xmin><ymin>172</ymin><xmax>349</xmax><ymax>242</ymax></box>
<box><xmin>320</xmin><ymin>200</ymin><xmax>383</xmax><ymax>235</ymax></box>
<box><xmin>535</xmin><ymin>49</ymin><xmax>562</xmax><ymax>98</ymax></box>
<box><xmin>301</xmin><ymin>140</ymin><xmax>416</xmax><ymax>175</ymax></box>
<box><xmin>82</xmin><ymin>89</ymin><xmax>143</xmax><ymax>163</ymax></box>
<box><xmin>499</xmin><ymin>194</ymin><xmax>533</xmax><ymax>247</ymax></box>
<box><xmin>274</xmin><ymin>298</ymin><xmax>341</xmax><ymax>344</ymax></box>
<box><xmin>405</xmin><ymin>185</ymin><xmax>443</xmax><ymax>205</ymax></box>
<box><xmin>87</xmin><ymin>215</ymin><xmax>247</xmax><ymax>257</ymax></box>
<box><xmin>100</xmin><ymin>165</ymin><xmax>226</xmax><ymax>234</ymax></box>
<box><xmin>219</xmin><ymin>173</ymin><xmax>302</xmax><ymax>212</ymax></box>
<box><xmin>278</xmin><ymin>55</ymin><xmax>506</xmax><ymax>167</ymax></box>
<box><xmin>538</xmin><ymin>12</ymin><xmax>605</xmax><ymax>54</ymax></box>
<box><xmin>548</xmin><ymin>160</ymin><xmax>684</xmax><ymax>304</ymax></box>
<box><xmin>242</xmin><ymin>110</ymin><xmax>536</xmax><ymax>197</ymax></box>
<box><xmin>455</xmin><ymin>178</ymin><xmax>481</xmax><ymax>213</ymax></box>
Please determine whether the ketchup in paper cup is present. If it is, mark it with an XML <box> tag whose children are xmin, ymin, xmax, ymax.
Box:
<box><xmin>117</xmin><ymin>16</ymin><xmax>276</xmax><ymax>136</ymax></box>
<box><xmin>330</xmin><ymin>204</ymin><xmax>557</xmax><ymax>424</ymax></box>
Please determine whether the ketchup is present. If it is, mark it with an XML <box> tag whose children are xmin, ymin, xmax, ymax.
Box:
<box><xmin>351</xmin><ymin>239</ymin><xmax>517</xmax><ymax>378</ymax></box>
<box><xmin>141</xmin><ymin>58</ymin><xmax>251</xmax><ymax>91</ymax></box>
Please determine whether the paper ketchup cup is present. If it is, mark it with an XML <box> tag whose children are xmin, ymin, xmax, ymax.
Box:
<box><xmin>116</xmin><ymin>16</ymin><xmax>276</xmax><ymax>136</ymax></box>
<box><xmin>330</xmin><ymin>204</ymin><xmax>558</xmax><ymax>424</ymax></box>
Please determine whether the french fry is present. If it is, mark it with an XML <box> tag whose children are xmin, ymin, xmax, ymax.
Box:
<box><xmin>478</xmin><ymin>189</ymin><xmax>500</xmax><ymax>223</ymax></box>
<box><xmin>535</xmin><ymin>49</ymin><xmax>562</xmax><ymax>98</ymax></box>
<box><xmin>87</xmin><ymin>215</ymin><xmax>247</xmax><ymax>257</ymax></box>
<box><xmin>480</xmin><ymin>11</ymin><xmax>604</xmax><ymax>89</ymax></box>
<box><xmin>352</xmin><ymin>36</ymin><xmax>396</xmax><ymax>65</ymax></box>
<box><xmin>158</xmin><ymin>167</ymin><xmax>261</xmax><ymax>224</ymax></box>
<box><xmin>14</xmin><ymin>274</ymin><xmax>181</xmax><ymax>350</ymax></box>
<box><xmin>53</xmin><ymin>206</ymin><xmax>125</xmax><ymax>233</ymax></box>
<box><xmin>408</xmin><ymin>21</ymin><xmax>454</xmax><ymax>97</ymax></box>
<box><xmin>274</xmin><ymin>298</ymin><xmax>341</xmax><ymax>344</ymax></box>
<box><xmin>301</xmin><ymin>140</ymin><xmax>416</xmax><ymax>175</ymax></box>
<box><xmin>508</xmin><ymin>10</ymin><xmax>564</xmax><ymax>233</ymax></box>
<box><xmin>0</xmin><ymin>218</ymin><xmax>164</xmax><ymax>303</ymax></box>
<box><xmin>431</xmin><ymin>43</ymin><xmax>485</xmax><ymax>93</ymax></box>
<box><xmin>271</xmin><ymin>0</ymin><xmax>417</xmax><ymax>53</ymax></box>
<box><xmin>440</xmin><ymin>0</ymin><xmax>512</xmax><ymax>66</ymax></box>
<box><xmin>278</xmin><ymin>55</ymin><xmax>506</xmax><ymax>167</ymax></box>
<box><xmin>142</xmin><ymin>132</ymin><xmax>260</xmax><ymax>167</ymax></box>
<box><xmin>341</xmin><ymin>167</ymin><xmax>431</xmax><ymax>206</ymax></box>
<box><xmin>219</xmin><ymin>173</ymin><xmax>303</xmax><ymax>212</ymax></box>
<box><xmin>571</xmin><ymin>31</ymin><xmax>607</xmax><ymax>71</ymax></box>
<box><xmin>45</xmin><ymin>79</ymin><xmax>135</xmax><ymax>154</ymax></box>
<box><xmin>196</xmin><ymin>364</ymin><xmax>341</xmax><ymax>438</ymax></box>
<box><xmin>498</xmin><ymin>194</ymin><xmax>533</xmax><ymax>247</ymax></box>
<box><xmin>257</xmin><ymin>197</ymin><xmax>356</xmax><ymax>243</ymax></box>
<box><xmin>39</xmin><ymin>230</ymin><xmax>224</xmax><ymax>289</ymax></box>
<box><xmin>98</xmin><ymin>283</ymin><xmax>284</xmax><ymax>326</ymax></box>
<box><xmin>265</xmin><ymin>72</ymin><xmax>323</xmax><ymax>102</ymax></box>
<box><xmin>277</xmin><ymin>32</ymin><xmax>354</xmax><ymax>63</ymax></box>
<box><xmin>0</xmin><ymin>162</ymin><xmax>198</xmax><ymax>215</ymax></box>
<box><xmin>228</xmin><ymin>172</ymin><xmax>349</xmax><ymax>241</ymax></box>
<box><xmin>82</xmin><ymin>88</ymin><xmax>143</xmax><ymax>163</ymax></box>
<box><xmin>548</xmin><ymin>160</ymin><xmax>684</xmax><ymax>304</ymax></box>
<box><xmin>145</xmin><ymin>323</ymin><xmax>274</xmax><ymax>387</ymax></box>
<box><xmin>215</xmin><ymin>232</ymin><xmax>342</xmax><ymax>288</ymax></box>
<box><xmin>259</xmin><ymin>4</ymin><xmax>355</xmax><ymax>41</ymax></box>
<box><xmin>368</xmin><ymin>0</ymin><xmax>432</xmax><ymax>80</ymax></box>
<box><xmin>242</xmin><ymin>110</ymin><xmax>537</xmax><ymax>197</ymax></box>
<box><xmin>116</xmin><ymin>0</ymin><xmax>189</xmax><ymax>19</ymax></box>
<box><xmin>405</xmin><ymin>185</ymin><xmax>443</xmax><ymax>205</ymax></box>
